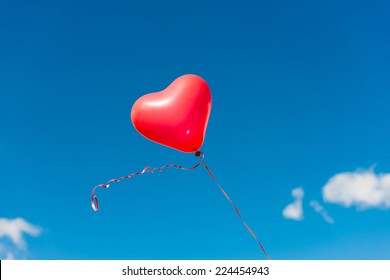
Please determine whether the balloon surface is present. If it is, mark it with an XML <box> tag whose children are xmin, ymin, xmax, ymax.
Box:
<box><xmin>131</xmin><ymin>74</ymin><xmax>212</xmax><ymax>153</ymax></box>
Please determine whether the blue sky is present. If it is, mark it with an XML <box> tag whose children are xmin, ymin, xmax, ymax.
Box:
<box><xmin>1</xmin><ymin>0</ymin><xmax>390</xmax><ymax>260</ymax></box>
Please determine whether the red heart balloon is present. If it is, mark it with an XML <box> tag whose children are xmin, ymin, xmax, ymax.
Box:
<box><xmin>131</xmin><ymin>74</ymin><xmax>212</xmax><ymax>153</ymax></box>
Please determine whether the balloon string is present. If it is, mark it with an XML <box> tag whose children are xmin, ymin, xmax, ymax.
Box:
<box><xmin>197</xmin><ymin>152</ymin><xmax>271</xmax><ymax>260</ymax></box>
<box><xmin>90</xmin><ymin>154</ymin><xmax>203</xmax><ymax>211</ymax></box>
<box><xmin>90</xmin><ymin>151</ymin><xmax>270</xmax><ymax>259</ymax></box>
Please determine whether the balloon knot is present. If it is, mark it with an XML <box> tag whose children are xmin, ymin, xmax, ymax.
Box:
<box><xmin>194</xmin><ymin>151</ymin><xmax>202</xmax><ymax>157</ymax></box>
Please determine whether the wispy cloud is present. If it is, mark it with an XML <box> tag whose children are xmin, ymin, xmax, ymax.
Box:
<box><xmin>282</xmin><ymin>187</ymin><xmax>304</xmax><ymax>221</ymax></box>
<box><xmin>310</xmin><ymin>200</ymin><xmax>334</xmax><ymax>224</ymax></box>
<box><xmin>0</xmin><ymin>218</ymin><xmax>41</xmax><ymax>249</ymax></box>
<box><xmin>6</xmin><ymin>252</ymin><xmax>15</xmax><ymax>260</ymax></box>
<box><xmin>0</xmin><ymin>243</ymin><xmax>18</xmax><ymax>260</ymax></box>
<box><xmin>322</xmin><ymin>169</ymin><xmax>390</xmax><ymax>210</ymax></box>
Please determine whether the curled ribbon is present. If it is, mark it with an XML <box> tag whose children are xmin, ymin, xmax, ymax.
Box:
<box><xmin>90</xmin><ymin>153</ymin><xmax>203</xmax><ymax>211</ymax></box>
<box><xmin>91</xmin><ymin>151</ymin><xmax>270</xmax><ymax>259</ymax></box>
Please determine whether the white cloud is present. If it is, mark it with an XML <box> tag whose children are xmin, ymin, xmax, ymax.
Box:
<box><xmin>0</xmin><ymin>218</ymin><xmax>42</xmax><ymax>249</ymax></box>
<box><xmin>310</xmin><ymin>200</ymin><xmax>334</xmax><ymax>224</ymax></box>
<box><xmin>0</xmin><ymin>243</ymin><xmax>19</xmax><ymax>260</ymax></box>
<box><xmin>6</xmin><ymin>252</ymin><xmax>15</xmax><ymax>260</ymax></box>
<box><xmin>282</xmin><ymin>187</ymin><xmax>304</xmax><ymax>221</ymax></box>
<box><xmin>323</xmin><ymin>169</ymin><xmax>390</xmax><ymax>209</ymax></box>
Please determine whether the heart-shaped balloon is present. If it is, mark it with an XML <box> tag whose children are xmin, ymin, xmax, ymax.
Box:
<box><xmin>131</xmin><ymin>74</ymin><xmax>212</xmax><ymax>153</ymax></box>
